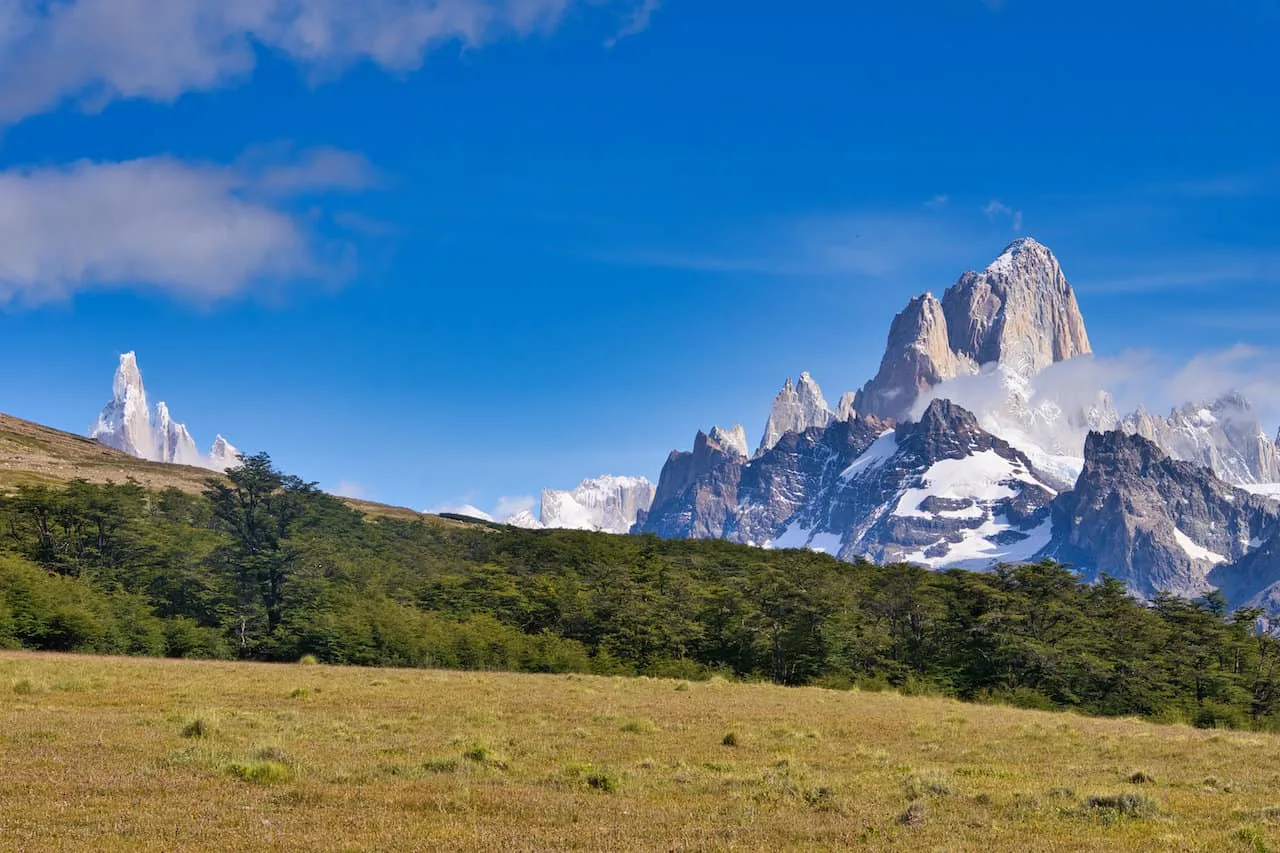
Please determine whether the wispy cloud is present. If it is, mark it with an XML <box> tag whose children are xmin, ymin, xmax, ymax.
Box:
<box><xmin>925</xmin><ymin>194</ymin><xmax>949</xmax><ymax>209</ymax></box>
<box><xmin>494</xmin><ymin>495</ymin><xmax>537</xmax><ymax>518</ymax></box>
<box><xmin>0</xmin><ymin>0</ymin><xmax>639</xmax><ymax>124</ymax></box>
<box><xmin>333</xmin><ymin>480</ymin><xmax>367</xmax><ymax>499</ymax></box>
<box><xmin>605</xmin><ymin>0</ymin><xmax>661</xmax><ymax>48</ymax></box>
<box><xmin>601</xmin><ymin>212</ymin><xmax>988</xmax><ymax>279</ymax></box>
<box><xmin>983</xmin><ymin>198</ymin><xmax>1024</xmax><ymax>232</ymax></box>
<box><xmin>0</xmin><ymin>148</ymin><xmax>374</xmax><ymax>305</ymax></box>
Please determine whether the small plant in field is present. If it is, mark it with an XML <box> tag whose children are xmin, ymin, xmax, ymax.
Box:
<box><xmin>298</xmin><ymin>654</ymin><xmax>319</xmax><ymax>666</ymax></box>
<box><xmin>905</xmin><ymin>770</ymin><xmax>954</xmax><ymax>798</ymax></box>
<box><xmin>290</xmin><ymin>687</ymin><xmax>312</xmax><ymax>699</ymax></box>
<box><xmin>1082</xmin><ymin>793</ymin><xmax>1157</xmax><ymax>822</ymax></box>
<box><xmin>1128</xmin><ymin>771</ymin><xmax>1155</xmax><ymax>785</ymax></box>
<box><xmin>462</xmin><ymin>742</ymin><xmax>508</xmax><ymax>770</ymax></box>
<box><xmin>674</xmin><ymin>681</ymin><xmax>690</xmax><ymax>692</ymax></box>
<box><xmin>620</xmin><ymin>718</ymin><xmax>657</xmax><ymax>734</ymax></box>
<box><xmin>12</xmin><ymin>678</ymin><xmax>40</xmax><ymax>695</ymax></box>
<box><xmin>226</xmin><ymin>760</ymin><xmax>292</xmax><ymax>785</ymax></box>
<box><xmin>1232</xmin><ymin>826</ymin><xmax>1273</xmax><ymax>853</ymax></box>
<box><xmin>586</xmin><ymin>771</ymin><xmax>620</xmax><ymax>793</ymax></box>
<box><xmin>898</xmin><ymin>800</ymin><xmax>927</xmax><ymax>826</ymax></box>
<box><xmin>181</xmin><ymin>715</ymin><xmax>217</xmax><ymax>739</ymax></box>
<box><xmin>802</xmin><ymin>786</ymin><xmax>840</xmax><ymax>812</ymax></box>
<box><xmin>422</xmin><ymin>758</ymin><xmax>459</xmax><ymax>773</ymax></box>
<box><xmin>721</xmin><ymin>731</ymin><xmax>739</xmax><ymax>747</ymax></box>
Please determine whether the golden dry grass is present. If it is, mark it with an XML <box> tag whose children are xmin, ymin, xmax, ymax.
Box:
<box><xmin>3</xmin><ymin>652</ymin><xmax>1280</xmax><ymax>851</ymax></box>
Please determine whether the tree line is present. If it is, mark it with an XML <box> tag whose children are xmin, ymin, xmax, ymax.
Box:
<box><xmin>1</xmin><ymin>453</ymin><xmax>1276</xmax><ymax>730</ymax></box>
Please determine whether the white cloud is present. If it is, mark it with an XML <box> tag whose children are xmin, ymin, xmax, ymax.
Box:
<box><xmin>605</xmin><ymin>0</ymin><xmax>660</xmax><ymax>47</ymax></box>
<box><xmin>0</xmin><ymin>0</ymin><xmax>634</xmax><ymax>123</ymax></box>
<box><xmin>494</xmin><ymin>494</ymin><xmax>537</xmax><ymax>518</ymax></box>
<box><xmin>982</xmin><ymin>199</ymin><xmax>1024</xmax><ymax>234</ymax></box>
<box><xmin>924</xmin><ymin>194</ymin><xmax>949</xmax><ymax>209</ymax></box>
<box><xmin>0</xmin><ymin>149</ymin><xmax>370</xmax><ymax>304</ymax></box>
<box><xmin>332</xmin><ymin>480</ymin><xmax>367</xmax><ymax>499</ymax></box>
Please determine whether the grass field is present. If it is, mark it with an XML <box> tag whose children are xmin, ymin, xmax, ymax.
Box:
<box><xmin>4</xmin><ymin>652</ymin><xmax>1280</xmax><ymax>851</ymax></box>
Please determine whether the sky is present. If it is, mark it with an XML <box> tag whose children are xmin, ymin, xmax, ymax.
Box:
<box><xmin>1</xmin><ymin>0</ymin><xmax>1278</xmax><ymax>516</ymax></box>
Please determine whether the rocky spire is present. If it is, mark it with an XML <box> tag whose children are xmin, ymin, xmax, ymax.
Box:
<box><xmin>853</xmin><ymin>293</ymin><xmax>967</xmax><ymax>421</ymax></box>
<box><xmin>835</xmin><ymin>392</ymin><xmax>857</xmax><ymax>422</ymax></box>
<box><xmin>92</xmin><ymin>352</ymin><xmax>156</xmax><ymax>460</ymax></box>
<box><xmin>91</xmin><ymin>352</ymin><xmax>237</xmax><ymax>472</ymax></box>
<box><xmin>756</xmin><ymin>372</ymin><xmax>835</xmax><ymax>455</ymax></box>
<box><xmin>208</xmin><ymin>435</ymin><xmax>242</xmax><ymax>471</ymax></box>
<box><xmin>709</xmin><ymin>424</ymin><xmax>750</xmax><ymax>458</ymax></box>
<box><xmin>155</xmin><ymin>401</ymin><xmax>203</xmax><ymax>466</ymax></box>
<box><xmin>854</xmin><ymin>239</ymin><xmax>1092</xmax><ymax>421</ymax></box>
<box><xmin>942</xmin><ymin>238</ymin><xmax>1092</xmax><ymax>378</ymax></box>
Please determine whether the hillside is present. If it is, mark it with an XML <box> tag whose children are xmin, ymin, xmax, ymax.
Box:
<box><xmin>4</xmin><ymin>650</ymin><xmax>1280</xmax><ymax>851</ymax></box>
<box><xmin>0</xmin><ymin>411</ymin><xmax>450</xmax><ymax>525</ymax></box>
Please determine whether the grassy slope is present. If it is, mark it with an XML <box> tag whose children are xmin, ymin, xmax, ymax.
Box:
<box><xmin>0</xmin><ymin>412</ymin><xmax>466</xmax><ymax>526</ymax></box>
<box><xmin>3</xmin><ymin>651</ymin><xmax>1278</xmax><ymax>852</ymax></box>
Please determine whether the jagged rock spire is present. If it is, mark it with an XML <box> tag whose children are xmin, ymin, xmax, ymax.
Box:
<box><xmin>90</xmin><ymin>352</ymin><xmax>237</xmax><ymax>471</ymax></box>
<box><xmin>756</xmin><ymin>371</ymin><xmax>834</xmax><ymax>455</ymax></box>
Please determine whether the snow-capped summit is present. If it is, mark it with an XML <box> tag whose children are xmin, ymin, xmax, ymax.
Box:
<box><xmin>90</xmin><ymin>352</ymin><xmax>238</xmax><ymax>472</ymax></box>
<box><xmin>208</xmin><ymin>435</ymin><xmax>242</xmax><ymax>472</ymax></box>
<box><xmin>756</xmin><ymin>372</ymin><xmax>835</xmax><ymax>455</ymax></box>
<box><xmin>539</xmin><ymin>475</ymin><xmax>655</xmax><ymax>534</ymax></box>
<box><xmin>93</xmin><ymin>352</ymin><xmax>156</xmax><ymax>460</ymax></box>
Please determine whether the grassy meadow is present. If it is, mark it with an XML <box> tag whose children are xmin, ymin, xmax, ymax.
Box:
<box><xmin>3</xmin><ymin>652</ymin><xmax>1280</xmax><ymax>851</ymax></box>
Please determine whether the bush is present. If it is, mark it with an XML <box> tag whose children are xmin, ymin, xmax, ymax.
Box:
<box><xmin>1083</xmin><ymin>793</ymin><xmax>1157</xmax><ymax>821</ymax></box>
<box><xmin>226</xmin><ymin>760</ymin><xmax>292</xmax><ymax>785</ymax></box>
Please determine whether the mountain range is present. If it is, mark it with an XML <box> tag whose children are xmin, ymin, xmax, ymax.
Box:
<box><xmin>629</xmin><ymin>238</ymin><xmax>1280</xmax><ymax>606</ymax></box>
<box><xmin>81</xmin><ymin>240</ymin><xmax>1280</xmax><ymax>609</ymax></box>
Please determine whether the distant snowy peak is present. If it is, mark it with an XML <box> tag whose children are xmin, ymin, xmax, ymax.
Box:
<box><xmin>1120</xmin><ymin>393</ymin><xmax>1280</xmax><ymax>486</ymax></box>
<box><xmin>90</xmin><ymin>352</ymin><xmax>238</xmax><ymax>472</ymax></box>
<box><xmin>756</xmin><ymin>371</ymin><xmax>835</xmax><ymax>455</ymax></box>
<box><xmin>505</xmin><ymin>510</ymin><xmax>545</xmax><ymax>529</ymax></box>
<box><xmin>208</xmin><ymin>435</ymin><xmax>242</xmax><ymax>472</ymax></box>
<box><xmin>539</xmin><ymin>475</ymin><xmax>655</xmax><ymax>534</ymax></box>
<box><xmin>92</xmin><ymin>352</ymin><xmax>155</xmax><ymax>460</ymax></box>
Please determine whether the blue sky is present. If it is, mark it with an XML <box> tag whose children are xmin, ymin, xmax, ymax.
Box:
<box><xmin>1</xmin><ymin>0</ymin><xmax>1278</xmax><ymax>514</ymax></box>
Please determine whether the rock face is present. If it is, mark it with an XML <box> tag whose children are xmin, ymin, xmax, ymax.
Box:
<box><xmin>774</xmin><ymin>399</ymin><xmax>1059</xmax><ymax>568</ymax></box>
<box><xmin>1120</xmin><ymin>394</ymin><xmax>1280</xmax><ymax>486</ymax></box>
<box><xmin>639</xmin><ymin>430</ymin><xmax>748</xmax><ymax>539</ymax></box>
<box><xmin>756</xmin><ymin>372</ymin><xmax>834</xmax><ymax>455</ymax></box>
<box><xmin>1044</xmin><ymin>430</ymin><xmax>1280</xmax><ymax>599</ymax></box>
<box><xmin>854</xmin><ymin>293</ymin><xmax>966</xmax><ymax>422</ymax></box>
<box><xmin>855</xmin><ymin>239</ymin><xmax>1091</xmax><ymax>421</ymax></box>
<box><xmin>709</xmin><ymin>424</ymin><xmax>750</xmax><ymax>459</ymax></box>
<box><xmin>942</xmin><ymin>237</ymin><xmax>1092</xmax><ymax>378</ymax></box>
<box><xmin>539</xmin><ymin>475</ymin><xmax>655</xmax><ymax>534</ymax></box>
<box><xmin>91</xmin><ymin>353</ymin><xmax>238</xmax><ymax>472</ymax></box>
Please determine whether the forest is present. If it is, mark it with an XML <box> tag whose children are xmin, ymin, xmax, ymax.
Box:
<box><xmin>2</xmin><ymin>453</ymin><xmax>1276</xmax><ymax>730</ymax></box>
